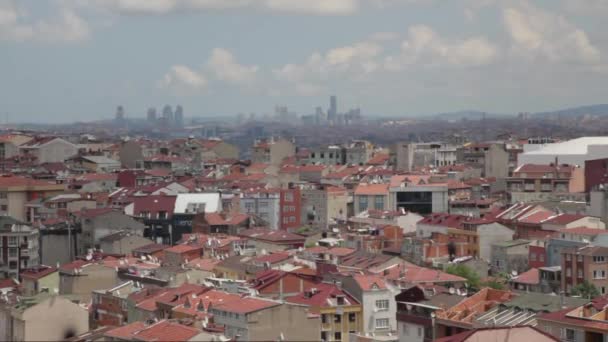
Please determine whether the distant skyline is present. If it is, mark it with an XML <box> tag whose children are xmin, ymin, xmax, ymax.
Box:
<box><xmin>1</xmin><ymin>0</ymin><xmax>608</xmax><ymax>122</ymax></box>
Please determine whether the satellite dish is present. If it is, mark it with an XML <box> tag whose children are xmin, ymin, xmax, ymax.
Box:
<box><xmin>449</xmin><ymin>287</ymin><xmax>455</xmax><ymax>295</ymax></box>
<box><xmin>511</xmin><ymin>270</ymin><xmax>518</xmax><ymax>276</ymax></box>
<box><xmin>85</xmin><ymin>254</ymin><xmax>93</xmax><ymax>261</ymax></box>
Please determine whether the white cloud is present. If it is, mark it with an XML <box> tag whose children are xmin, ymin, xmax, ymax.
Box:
<box><xmin>206</xmin><ymin>48</ymin><xmax>259</xmax><ymax>86</ymax></box>
<box><xmin>0</xmin><ymin>1</ymin><xmax>90</xmax><ymax>43</ymax></box>
<box><xmin>86</xmin><ymin>0</ymin><xmax>358</xmax><ymax>15</ymax></box>
<box><xmin>273</xmin><ymin>41</ymin><xmax>382</xmax><ymax>95</ymax></box>
<box><xmin>384</xmin><ymin>25</ymin><xmax>498</xmax><ymax>70</ymax></box>
<box><xmin>82</xmin><ymin>0</ymin><xmax>442</xmax><ymax>16</ymax></box>
<box><xmin>158</xmin><ymin>65</ymin><xmax>207</xmax><ymax>90</ymax></box>
<box><xmin>264</xmin><ymin>0</ymin><xmax>358</xmax><ymax>15</ymax></box>
<box><xmin>503</xmin><ymin>2</ymin><xmax>600</xmax><ymax>64</ymax></box>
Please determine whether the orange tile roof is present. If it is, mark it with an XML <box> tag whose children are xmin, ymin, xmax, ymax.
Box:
<box><xmin>354</xmin><ymin>183</ymin><xmax>389</xmax><ymax>195</ymax></box>
<box><xmin>104</xmin><ymin>321</ymin><xmax>146</xmax><ymax>340</ymax></box>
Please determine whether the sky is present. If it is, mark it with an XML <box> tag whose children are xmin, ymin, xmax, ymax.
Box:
<box><xmin>1</xmin><ymin>0</ymin><xmax>607</xmax><ymax>122</ymax></box>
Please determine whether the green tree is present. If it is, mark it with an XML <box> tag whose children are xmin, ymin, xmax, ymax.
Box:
<box><xmin>445</xmin><ymin>264</ymin><xmax>481</xmax><ymax>290</ymax></box>
<box><xmin>483</xmin><ymin>279</ymin><xmax>505</xmax><ymax>290</ymax></box>
<box><xmin>571</xmin><ymin>280</ymin><xmax>600</xmax><ymax>299</ymax></box>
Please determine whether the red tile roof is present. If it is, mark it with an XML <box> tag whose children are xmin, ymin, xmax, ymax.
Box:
<box><xmin>435</xmin><ymin>326</ymin><xmax>559</xmax><ymax>342</ymax></box>
<box><xmin>59</xmin><ymin>259</ymin><xmax>89</xmax><ymax>272</ymax></box>
<box><xmin>354</xmin><ymin>183</ymin><xmax>389</xmax><ymax>195</ymax></box>
<box><xmin>0</xmin><ymin>175</ymin><xmax>59</xmax><ymax>188</ymax></box>
<box><xmin>75</xmin><ymin>207</ymin><xmax>115</xmax><ymax>219</ymax></box>
<box><xmin>20</xmin><ymin>265</ymin><xmax>57</xmax><ymax>280</ymax></box>
<box><xmin>419</xmin><ymin>213</ymin><xmax>468</xmax><ymax>229</ymax></box>
<box><xmin>285</xmin><ymin>282</ymin><xmax>359</xmax><ymax>308</ymax></box>
<box><xmin>186</xmin><ymin>257</ymin><xmax>221</xmax><ymax>272</ymax></box>
<box><xmin>400</xmin><ymin>266</ymin><xmax>466</xmax><ymax>284</ymax></box>
<box><xmin>204</xmin><ymin>212</ymin><xmax>249</xmax><ymax>226</ymax></box>
<box><xmin>104</xmin><ymin>321</ymin><xmax>146</xmax><ymax>340</ymax></box>
<box><xmin>252</xmin><ymin>252</ymin><xmax>291</xmax><ymax>264</ymax></box>
<box><xmin>353</xmin><ymin>274</ymin><xmax>387</xmax><ymax>290</ymax></box>
<box><xmin>239</xmin><ymin>228</ymin><xmax>305</xmax><ymax>243</ymax></box>
<box><xmin>130</xmin><ymin>195</ymin><xmax>176</xmax><ymax>218</ymax></box>
<box><xmin>511</xmin><ymin>268</ymin><xmax>540</xmax><ymax>285</ymax></box>
<box><xmin>164</xmin><ymin>244</ymin><xmax>201</xmax><ymax>254</ymax></box>
<box><xmin>518</xmin><ymin>210</ymin><xmax>555</xmax><ymax>224</ymax></box>
<box><xmin>327</xmin><ymin>247</ymin><xmax>356</xmax><ymax>257</ymax></box>
<box><xmin>213</xmin><ymin>296</ymin><xmax>279</xmax><ymax>314</ymax></box>
<box><xmin>543</xmin><ymin>214</ymin><xmax>586</xmax><ymax>225</ymax></box>
<box><xmin>132</xmin><ymin>320</ymin><xmax>201</xmax><ymax>342</ymax></box>
<box><xmin>559</xmin><ymin>227</ymin><xmax>608</xmax><ymax>236</ymax></box>
<box><xmin>367</xmin><ymin>153</ymin><xmax>389</xmax><ymax>165</ymax></box>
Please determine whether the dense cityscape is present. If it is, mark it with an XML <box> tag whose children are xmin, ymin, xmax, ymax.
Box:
<box><xmin>3</xmin><ymin>0</ymin><xmax>608</xmax><ymax>341</ymax></box>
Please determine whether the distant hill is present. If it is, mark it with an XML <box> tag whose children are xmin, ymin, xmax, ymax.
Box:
<box><xmin>430</xmin><ymin>110</ymin><xmax>509</xmax><ymax>120</ymax></box>
<box><xmin>532</xmin><ymin>104</ymin><xmax>608</xmax><ymax>118</ymax></box>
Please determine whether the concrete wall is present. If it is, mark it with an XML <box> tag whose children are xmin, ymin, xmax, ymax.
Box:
<box><xmin>41</xmin><ymin>232</ymin><xmax>76</xmax><ymax>266</ymax></box>
<box><xmin>36</xmin><ymin>139</ymin><xmax>79</xmax><ymax>163</ymax></box>
<box><xmin>477</xmin><ymin>223</ymin><xmax>514</xmax><ymax>262</ymax></box>
<box><xmin>17</xmin><ymin>296</ymin><xmax>89</xmax><ymax>342</ymax></box>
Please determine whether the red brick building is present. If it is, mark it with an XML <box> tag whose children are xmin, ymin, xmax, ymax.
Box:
<box><xmin>280</xmin><ymin>187</ymin><xmax>301</xmax><ymax>231</ymax></box>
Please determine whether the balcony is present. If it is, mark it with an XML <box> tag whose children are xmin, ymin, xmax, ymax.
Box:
<box><xmin>524</xmin><ymin>184</ymin><xmax>535</xmax><ymax>191</ymax></box>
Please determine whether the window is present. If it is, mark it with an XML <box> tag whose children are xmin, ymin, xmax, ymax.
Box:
<box><xmin>577</xmin><ymin>255</ymin><xmax>583</xmax><ymax>262</ymax></box>
<box><xmin>320</xmin><ymin>331</ymin><xmax>327</xmax><ymax>341</ymax></box>
<box><xmin>374</xmin><ymin>195</ymin><xmax>384</xmax><ymax>210</ymax></box>
<box><xmin>540</xmin><ymin>254</ymin><xmax>545</xmax><ymax>262</ymax></box>
<box><xmin>358</xmin><ymin>196</ymin><xmax>368</xmax><ymax>211</ymax></box>
<box><xmin>289</xmin><ymin>216</ymin><xmax>296</xmax><ymax>223</ymax></box>
<box><xmin>603</xmin><ymin>287</ymin><xmax>606</xmax><ymax>295</ymax></box>
<box><xmin>561</xmin><ymin>328</ymin><xmax>575</xmax><ymax>341</ymax></box>
<box><xmin>402</xmin><ymin>323</ymin><xmax>409</xmax><ymax>335</ymax></box>
<box><xmin>593</xmin><ymin>256</ymin><xmax>606</xmax><ymax>263</ymax></box>
<box><xmin>283</xmin><ymin>217</ymin><xmax>289</xmax><ymax>224</ymax></box>
<box><xmin>8</xmin><ymin>248</ymin><xmax>17</xmax><ymax>258</ymax></box>
<box><xmin>284</xmin><ymin>193</ymin><xmax>294</xmax><ymax>202</ymax></box>
<box><xmin>566</xmin><ymin>268</ymin><xmax>572</xmax><ymax>277</ymax></box>
<box><xmin>578</xmin><ymin>269</ymin><xmax>583</xmax><ymax>278</ymax></box>
<box><xmin>0</xmin><ymin>192</ymin><xmax>7</xmax><ymax>198</ymax></box>
<box><xmin>259</xmin><ymin>201</ymin><xmax>269</xmax><ymax>208</ymax></box>
<box><xmin>8</xmin><ymin>261</ymin><xmax>17</xmax><ymax>269</ymax></box>
<box><xmin>375</xmin><ymin>299</ymin><xmax>389</xmax><ymax>311</ymax></box>
<box><xmin>348</xmin><ymin>313</ymin><xmax>356</xmax><ymax>322</ymax></box>
<box><xmin>376</xmin><ymin>318</ymin><xmax>389</xmax><ymax>329</ymax></box>
<box><xmin>8</xmin><ymin>236</ymin><xmax>17</xmax><ymax>246</ymax></box>
<box><xmin>566</xmin><ymin>254</ymin><xmax>572</xmax><ymax>261</ymax></box>
<box><xmin>530</xmin><ymin>253</ymin><xmax>536</xmax><ymax>262</ymax></box>
<box><xmin>321</xmin><ymin>314</ymin><xmax>327</xmax><ymax>324</ymax></box>
<box><xmin>418</xmin><ymin>327</ymin><xmax>423</xmax><ymax>337</ymax></box>
<box><xmin>334</xmin><ymin>332</ymin><xmax>341</xmax><ymax>341</ymax></box>
<box><xmin>334</xmin><ymin>314</ymin><xmax>341</xmax><ymax>323</ymax></box>
<box><xmin>0</xmin><ymin>205</ymin><xmax>6</xmax><ymax>211</ymax></box>
<box><xmin>593</xmin><ymin>270</ymin><xmax>606</xmax><ymax>279</ymax></box>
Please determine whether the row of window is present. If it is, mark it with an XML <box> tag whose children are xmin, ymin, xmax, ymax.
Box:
<box><xmin>358</xmin><ymin>195</ymin><xmax>385</xmax><ymax>211</ymax></box>
<box><xmin>282</xmin><ymin>216</ymin><xmax>297</xmax><ymax>224</ymax></box>
<box><xmin>565</xmin><ymin>254</ymin><xmax>608</xmax><ymax>263</ymax></box>
<box><xmin>321</xmin><ymin>313</ymin><xmax>357</xmax><ymax>324</ymax></box>
<box><xmin>282</xmin><ymin>205</ymin><xmax>296</xmax><ymax>213</ymax></box>
<box><xmin>530</xmin><ymin>252</ymin><xmax>545</xmax><ymax>262</ymax></box>
<box><xmin>0</xmin><ymin>236</ymin><xmax>21</xmax><ymax>247</ymax></box>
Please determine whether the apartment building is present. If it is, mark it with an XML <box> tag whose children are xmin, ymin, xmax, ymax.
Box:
<box><xmin>251</xmin><ymin>137</ymin><xmax>295</xmax><ymax>165</ymax></box>
<box><xmin>0</xmin><ymin>217</ymin><xmax>39</xmax><ymax>278</ymax></box>
<box><xmin>0</xmin><ymin>175</ymin><xmax>65</xmax><ymax>221</ymax></box>
<box><xmin>286</xmin><ymin>283</ymin><xmax>363</xmax><ymax>342</ymax></box>
<box><xmin>562</xmin><ymin>245</ymin><xmax>608</xmax><ymax>295</ymax></box>
<box><xmin>507</xmin><ymin>164</ymin><xmax>584</xmax><ymax>203</ymax></box>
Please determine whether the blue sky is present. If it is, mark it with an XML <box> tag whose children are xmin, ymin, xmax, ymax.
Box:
<box><xmin>1</xmin><ymin>0</ymin><xmax>607</xmax><ymax>122</ymax></box>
